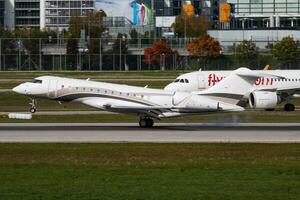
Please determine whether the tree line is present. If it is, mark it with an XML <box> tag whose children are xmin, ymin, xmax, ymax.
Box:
<box><xmin>1</xmin><ymin>10</ymin><xmax>300</xmax><ymax>70</ymax></box>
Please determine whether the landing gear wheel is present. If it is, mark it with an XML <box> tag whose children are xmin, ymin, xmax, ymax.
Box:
<box><xmin>284</xmin><ymin>103</ymin><xmax>295</xmax><ymax>112</ymax></box>
<box><xmin>146</xmin><ymin>118</ymin><xmax>154</xmax><ymax>128</ymax></box>
<box><xmin>29</xmin><ymin>98</ymin><xmax>37</xmax><ymax>113</ymax></box>
<box><xmin>30</xmin><ymin>107</ymin><xmax>36</xmax><ymax>113</ymax></box>
<box><xmin>139</xmin><ymin>118</ymin><xmax>154</xmax><ymax>128</ymax></box>
<box><xmin>139</xmin><ymin>119</ymin><xmax>148</xmax><ymax>128</ymax></box>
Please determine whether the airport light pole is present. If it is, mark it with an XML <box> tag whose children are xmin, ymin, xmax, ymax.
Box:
<box><xmin>184</xmin><ymin>15</ymin><xmax>187</xmax><ymax>45</ymax></box>
<box><xmin>151</xmin><ymin>0</ymin><xmax>156</xmax><ymax>42</ymax></box>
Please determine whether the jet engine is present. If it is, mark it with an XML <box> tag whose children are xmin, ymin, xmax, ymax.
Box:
<box><xmin>249</xmin><ymin>91</ymin><xmax>280</xmax><ymax>109</ymax></box>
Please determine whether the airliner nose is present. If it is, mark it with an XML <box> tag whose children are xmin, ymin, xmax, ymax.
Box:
<box><xmin>12</xmin><ymin>85</ymin><xmax>23</xmax><ymax>94</ymax></box>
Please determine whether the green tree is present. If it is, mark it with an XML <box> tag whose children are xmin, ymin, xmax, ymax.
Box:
<box><xmin>129</xmin><ymin>29</ymin><xmax>138</xmax><ymax>45</ymax></box>
<box><xmin>107</xmin><ymin>33</ymin><xmax>128</xmax><ymax>70</ymax></box>
<box><xmin>235</xmin><ymin>40</ymin><xmax>259</xmax><ymax>68</ymax></box>
<box><xmin>0</xmin><ymin>29</ymin><xmax>18</xmax><ymax>69</ymax></box>
<box><xmin>67</xmin><ymin>10</ymin><xmax>107</xmax><ymax>70</ymax></box>
<box><xmin>172</xmin><ymin>15</ymin><xmax>207</xmax><ymax>38</ymax></box>
<box><xmin>271</xmin><ymin>36</ymin><xmax>299</xmax><ymax>67</ymax></box>
<box><xmin>66</xmin><ymin>36</ymin><xmax>78</xmax><ymax>70</ymax></box>
<box><xmin>14</xmin><ymin>28</ymin><xmax>57</xmax><ymax>70</ymax></box>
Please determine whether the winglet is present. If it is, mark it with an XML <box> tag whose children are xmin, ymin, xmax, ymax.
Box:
<box><xmin>263</xmin><ymin>64</ymin><xmax>270</xmax><ymax>70</ymax></box>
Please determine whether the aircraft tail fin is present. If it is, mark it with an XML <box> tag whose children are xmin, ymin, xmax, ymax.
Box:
<box><xmin>263</xmin><ymin>64</ymin><xmax>270</xmax><ymax>70</ymax></box>
<box><xmin>197</xmin><ymin>68</ymin><xmax>279</xmax><ymax>103</ymax></box>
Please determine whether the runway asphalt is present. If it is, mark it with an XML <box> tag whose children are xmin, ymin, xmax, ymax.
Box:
<box><xmin>0</xmin><ymin>123</ymin><xmax>299</xmax><ymax>143</ymax></box>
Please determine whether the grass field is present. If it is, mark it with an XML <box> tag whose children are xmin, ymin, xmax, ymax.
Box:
<box><xmin>0</xmin><ymin>71</ymin><xmax>182</xmax><ymax>79</ymax></box>
<box><xmin>0</xmin><ymin>143</ymin><xmax>299</xmax><ymax>200</ymax></box>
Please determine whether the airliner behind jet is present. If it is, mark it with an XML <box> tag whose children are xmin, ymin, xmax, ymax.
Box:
<box><xmin>13</xmin><ymin>68</ymin><xmax>275</xmax><ymax>127</ymax></box>
<box><xmin>164</xmin><ymin>70</ymin><xmax>300</xmax><ymax>111</ymax></box>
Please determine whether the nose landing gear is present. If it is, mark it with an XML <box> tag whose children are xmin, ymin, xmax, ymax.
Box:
<box><xmin>29</xmin><ymin>98</ymin><xmax>37</xmax><ymax>113</ymax></box>
<box><xmin>139</xmin><ymin>118</ymin><xmax>154</xmax><ymax>128</ymax></box>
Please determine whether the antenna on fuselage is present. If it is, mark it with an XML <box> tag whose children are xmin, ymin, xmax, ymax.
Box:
<box><xmin>86</xmin><ymin>78</ymin><xmax>90</xmax><ymax>81</ymax></box>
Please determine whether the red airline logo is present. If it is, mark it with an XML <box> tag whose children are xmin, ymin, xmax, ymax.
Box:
<box><xmin>208</xmin><ymin>74</ymin><xmax>273</xmax><ymax>86</ymax></box>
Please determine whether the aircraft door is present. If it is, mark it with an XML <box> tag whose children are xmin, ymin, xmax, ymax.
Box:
<box><xmin>198</xmin><ymin>74</ymin><xmax>206</xmax><ymax>89</ymax></box>
<box><xmin>48</xmin><ymin>79</ymin><xmax>58</xmax><ymax>98</ymax></box>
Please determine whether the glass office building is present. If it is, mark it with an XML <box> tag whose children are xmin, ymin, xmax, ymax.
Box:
<box><xmin>139</xmin><ymin>0</ymin><xmax>202</xmax><ymax>16</ymax></box>
<box><xmin>0</xmin><ymin>0</ymin><xmax>4</xmax><ymax>28</ymax></box>
<box><xmin>233</xmin><ymin>0</ymin><xmax>300</xmax><ymax>16</ymax></box>
<box><xmin>2</xmin><ymin>0</ymin><xmax>95</xmax><ymax>30</ymax></box>
<box><xmin>15</xmin><ymin>0</ymin><xmax>40</xmax><ymax>28</ymax></box>
<box><xmin>42</xmin><ymin>0</ymin><xmax>95</xmax><ymax>30</ymax></box>
<box><xmin>229</xmin><ymin>0</ymin><xmax>300</xmax><ymax>29</ymax></box>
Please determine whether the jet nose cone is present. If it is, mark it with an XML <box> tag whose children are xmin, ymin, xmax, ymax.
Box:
<box><xmin>12</xmin><ymin>85</ymin><xmax>23</xmax><ymax>94</ymax></box>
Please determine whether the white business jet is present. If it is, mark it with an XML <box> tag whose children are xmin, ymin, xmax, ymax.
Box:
<box><xmin>164</xmin><ymin>69</ymin><xmax>300</xmax><ymax>111</ymax></box>
<box><xmin>12</xmin><ymin>68</ymin><xmax>273</xmax><ymax>127</ymax></box>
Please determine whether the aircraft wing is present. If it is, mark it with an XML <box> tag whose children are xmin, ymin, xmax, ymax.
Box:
<box><xmin>79</xmin><ymin>97</ymin><xmax>171</xmax><ymax>118</ymax></box>
<box><xmin>108</xmin><ymin>105</ymin><xmax>173</xmax><ymax>118</ymax></box>
<box><xmin>259</xmin><ymin>86</ymin><xmax>300</xmax><ymax>96</ymax></box>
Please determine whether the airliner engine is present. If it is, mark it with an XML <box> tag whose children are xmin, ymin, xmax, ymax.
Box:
<box><xmin>249</xmin><ymin>91</ymin><xmax>281</xmax><ymax>109</ymax></box>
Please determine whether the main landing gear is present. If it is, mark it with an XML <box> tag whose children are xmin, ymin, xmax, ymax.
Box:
<box><xmin>139</xmin><ymin>118</ymin><xmax>154</xmax><ymax>128</ymax></box>
<box><xmin>284</xmin><ymin>103</ymin><xmax>295</xmax><ymax>112</ymax></box>
<box><xmin>29</xmin><ymin>98</ymin><xmax>37</xmax><ymax>113</ymax></box>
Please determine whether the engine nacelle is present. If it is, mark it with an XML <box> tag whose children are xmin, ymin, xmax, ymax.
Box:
<box><xmin>249</xmin><ymin>91</ymin><xmax>280</xmax><ymax>109</ymax></box>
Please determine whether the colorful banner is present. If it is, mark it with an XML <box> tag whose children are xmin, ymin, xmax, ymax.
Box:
<box><xmin>144</xmin><ymin>4</ymin><xmax>153</xmax><ymax>25</ymax></box>
<box><xmin>132</xmin><ymin>2</ymin><xmax>152</xmax><ymax>25</ymax></box>
<box><xmin>219</xmin><ymin>3</ymin><xmax>231</xmax><ymax>22</ymax></box>
<box><xmin>183</xmin><ymin>1</ymin><xmax>195</xmax><ymax>16</ymax></box>
<box><xmin>133</xmin><ymin>2</ymin><xmax>140</xmax><ymax>25</ymax></box>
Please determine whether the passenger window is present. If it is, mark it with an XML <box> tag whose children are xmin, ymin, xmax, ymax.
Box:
<box><xmin>61</xmin><ymin>85</ymin><xmax>64</xmax><ymax>88</ymax></box>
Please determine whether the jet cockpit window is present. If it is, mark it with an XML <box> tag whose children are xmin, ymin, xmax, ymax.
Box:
<box><xmin>180</xmin><ymin>79</ymin><xmax>185</xmax><ymax>83</ymax></box>
<box><xmin>185</xmin><ymin>79</ymin><xmax>189</xmax><ymax>83</ymax></box>
<box><xmin>173</xmin><ymin>79</ymin><xmax>180</xmax><ymax>83</ymax></box>
<box><xmin>29</xmin><ymin>79</ymin><xmax>42</xmax><ymax>84</ymax></box>
<box><xmin>33</xmin><ymin>79</ymin><xmax>43</xmax><ymax>84</ymax></box>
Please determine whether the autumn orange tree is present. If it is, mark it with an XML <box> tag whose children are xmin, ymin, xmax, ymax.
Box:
<box><xmin>144</xmin><ymin>39</ymin><xmax>178</xmax><ymax>70</ymax></box>
<box><xmin>186</xmin><ymin>35</ymin><xmax>221</xmax><ymax>68</ymax></box>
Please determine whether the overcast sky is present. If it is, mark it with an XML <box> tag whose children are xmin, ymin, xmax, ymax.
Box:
<box><xmin>95</xmin><ymin>0</ymin><xmax>133</xmax><ymax>19</ymax></box>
